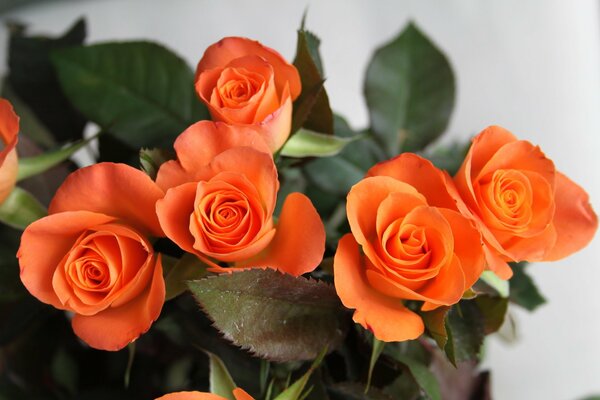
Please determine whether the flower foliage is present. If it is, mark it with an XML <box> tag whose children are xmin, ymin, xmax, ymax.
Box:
<box><xmin>0</xmin><ymin>16</ymin><xmax>596</xmax><ymax>400</ymax></box>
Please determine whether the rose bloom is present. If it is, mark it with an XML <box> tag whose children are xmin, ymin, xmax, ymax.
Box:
<box><xmin>19</xmin><ymin>163</ymin><xmax>166</xmax><ymax>351</ymax></box>
<box><xmin>195</xmin><ymin>37</ymin><xmax>301</xmax><ymax>152</ymax></box>
<box><xmin>155</xmin><ymin>121</ymin><xmax>325</xmax><ymax>275</ymax></box>
<box><xmin>334</xmin><ymin>154</ymin><xmax>485</xmax><ymax>342</ymax></box>
<box><xmin>0</xmin><ymin>98</ymin><xmax>19</xmax><ymax>204</ymax></box>
<box><xmin>454</xmin><ymin>126</ymin><xmax>598</xmax><ymax>279</ymax></box>
<box><xmin>156</xmin><ymin>389</ymin><xmax>253</xmax><ymax>400</ymax></box>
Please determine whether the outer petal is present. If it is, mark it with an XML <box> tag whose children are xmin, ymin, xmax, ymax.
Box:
<box><xmin>156</xmin><ymin>182</ymin><xmax>198</xmax><ymax>254</ymax></box>
<box><xmin>233</xmin><ymin>389</ymin><xmax>255</xmax><ymax>400</ymax></box>
<box><xmin>156</xmin><ymin>121</ymin><xmax>271</xmax><ymax>191</ymax></box>
<box><xmin>49</xmin><ymin>163</ymin><xmax>164</xmax><ymax>237</ymax></box>
<box><xmin>196</xmin><ymin>37</ymin><xmax>301</xmax><ymax>100</ymax></box>
<box><xmin>156</xmin><ymin>393</ymin><xmax>228</xmax><ymax>400</ymax></box>
<box><xmin>438</xmin><ymin>208</ymin><xmax>485</xmax><ymax>289</ymax></box>
<box><xmin>238</xmin><ymin>192</ymin><xmax>325</xmax><ymax>276</ymax></box>
<box><xmin>0</xmin><ymin>98</ymin><xmax>19</xmax><ymax>204</ymax></box>
<box><xmin>247</xmin><ymin>85</ymin><xmax>293</xmax><ymax>152</ymax></box>
<box><xmin>544</xmin><ymin>172</ymin><xmax>598</xmax><ymax>261</ymax></box>
<box><xmin>367</xmin><ymin>153</ymin><xmax>458</xmax><ymax>209</ymax></box>
<box><xmin>71</xmin><ymin>254</ymin><xmax>165</xmax><ymax>351</ymax></box>
<box><xmin>482</xmin><ymin>245</ymin><xmax>513</xmax><ymax>279</ymax></box>
<box><xmin>334</xmin><ymin>234</ymin><xmax>424</xmax><ymax>342</ymax></box>
<box><xmin>18</xmin><ymin>211</ymin><xmax>117</xmax><ymax>309</ymax></box>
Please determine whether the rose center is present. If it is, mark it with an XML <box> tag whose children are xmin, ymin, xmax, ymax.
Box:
<box><xmin>217</xmin><ymin>67</ymin><xmax>264</xmax><ymax>108</ymax></box>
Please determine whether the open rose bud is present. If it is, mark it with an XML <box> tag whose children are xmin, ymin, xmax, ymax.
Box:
<box><xmin>195</xmin><ymin>37</ymin><xmax>301</xmax><ymax>152</ymax></box>
<box><xmin>454</xmin><ymin>126</ymin><xmax>598</xmax><ymax>279</ymax></box>
<box><xmin>18</xmin><ymin>163</ymin><xmax>166</xmax><ymax>351</ymax></box>
<box><xmin>156</xmin><ymin>121</ymin><xmax>324</xmax><ymax>275</ymax></box>
<box><xmin>156</xmin><ymin>389</ymin><xmax>253</xmax><ymax>400</ymax></box>
<box><xmin>334</xmin><ymin>154</ymin><xmax>485</xmax><ymax>342</ymax></box>
<box><xmin>0</xmin><ymin>98</ymin><xmax>19</xmax><ymax>204</ymax></box>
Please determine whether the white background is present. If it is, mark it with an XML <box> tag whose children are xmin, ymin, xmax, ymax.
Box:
<box><xmin>1</xmin><ymin>1</ymin><xmax>599</xmax><ymax>399</ymax></box>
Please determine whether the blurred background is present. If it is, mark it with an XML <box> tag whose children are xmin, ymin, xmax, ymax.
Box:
<box><xmin>0</xmin><ymin>1</ymin><xmax>598</xmax><ymax>399</ymax></box>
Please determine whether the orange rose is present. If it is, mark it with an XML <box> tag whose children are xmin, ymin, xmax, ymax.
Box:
<box><xmin>18</xmin><ymin>163</ymin><xmax>166</xmax><ymax>351</ymax></box>
<box><xmin>454</xmin><ymin>126</ymin><xmax>598</xmax><ymax>279</ymax></box>
<box><xmin>195</xmin><ymin>37</ymin><xmax>301</xmax><ymax>152</ymax></box>
<box><xmin>334</xmin><ymin>154</ymin><xmax>485</xmax><ymax>342</ymax></box>
<box><xmin>156</xmin><ymin>389</ymin><xmax>253</xmax><ymax>400</ymax></box>
<box><xmin>0</xmin><ymin>98</ymin><xmax>19</xmax><ymax>204</ymax></box>
<box><xmin>155</xmin><ymin>121</ymin><xmax>325</xmax><ymax>276</ymax></box>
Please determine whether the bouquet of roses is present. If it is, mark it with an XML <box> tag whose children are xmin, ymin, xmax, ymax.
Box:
<box><xmin>0</xmin><ymin>15</ymin><xmax>596</xmax><ymax>400</ymax></box>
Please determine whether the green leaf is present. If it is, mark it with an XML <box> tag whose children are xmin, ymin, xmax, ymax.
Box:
<box><xmin>478</xmin><ymin>271</ymin><xmax>510</xmax><ymax>298</ymax></box>
<box><xmin>273</xmin><ymin>347</ymin><xmax>327</xmax><ymax>400</ymax></box>
<box><xmin>392</xmin><ymin>354</ymin><xmax>441</xmax><ymax>400</ymax></box>
<box><xmin>364</xmin><ymin>22</ymin><xmax>455</xmax><ymax>155</ymax></box>
<box><xmin>444</xmin><ymin>301</ymin><xmax>484</xmax><ymax>366</ymax></box>
<box><xmin>162</xmin><ymin>253</ymin><xmax>209</xmax><ymax>301</ymax></box>
<box><xmin>207</xmin><ymin>352</ymin><xmax>237</xmax><ymax>400</ymax></box>
<box><xmin>0</xmin><ymin>187</ymin><xmax>47</xmax><ymax>230</ymax></box>
<box><xmin>475</xmin><ymin>296</ymin><xmax>509</xmax><ymax>335</ymax></box>
<box><xmin>292</xmin><ymin>26</ymin><xmax>333</xmax><ymax>135</ymax></box>
<box><xmin>1</xmin><ymin>81</ymin><xmax>56</xmax><ymax>148</ymax></box>
<box><xmin>509</xmin><ymin>262</ymin><xmax>546</xmax><ymax>311</ymax></box>
<box><xmin>124</xmin><ymin>342</ymin><xmax>135</xmax><ymax>388</ymax></box>
<box><xmin>139</xmin><ymin>148</ymin><xmax>175</xmax><ymax>181</ymax></box>
<box><xmin>365</xmin><ymin>337</ymin><xmax>385</xmax><ymax>394</ymax></box>
<box><xmin>188</xmin><ymin>269</ymin><xmax>347</xmax><ymax>362</ymax></box>
<box><xmin>421</xmin><ymin>306</ymin><xmax>450</xmax><ymax>350</ymax></box>
<box><xmin>17</xmin><ymin>135</ymin><xmax>97</xmax><ymax>181</ymax></box>
<box><xmin>7</xmin><ymin>18</ymin><xmax>87</xmax><ymax>143</ymax></box>
<box><xmin>328</xmin><ymin>382</ymin><xmax>394</xmax><ymax>400</ymax></box>
<box><xmin>52</xmin><ymin>41</ymin><xmax>209</xmax><ymax>148</ymax></box>
<box><xmin>280</xmin><ymin>128</ymin><xmax>363</xmax><ymax>158</ymax></box>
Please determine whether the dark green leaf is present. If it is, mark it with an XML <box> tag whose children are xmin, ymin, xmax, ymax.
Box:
<box><xmin>328</xmin><ymin>382</ymin><xmax>394</xmax><ymax>400</ymax></box>
<box><xmin>1</xmin><ymin>81</ymin><xmax>56</xmax><ymax>148</ymax></box>
<box><xmin>478</xmin><ymin>271</ymin><xmax>509</xmax><ymax>298</ymax></box>
<box><xmin>188</xmin><ymin>269</ymin><xmax>347</xmax><ymax>362</ymax></box>
<box><xmin>391</xmin><ymin>354</ymin><xmax>441</xmax><ymax>400</ymax></box>
<box><xmin>475</xmin><ymin>296</ymin><xmax>509</xmax><ymax>335</ymax></box>
<box><xmin>140</xmin><ymin>148</ymin><xmax>175</xmax><ymax>181</ymax></box>
<box><xmin>366</xmin><ymin>337</ymin><xmax>385</xmax><ymax>393</ymax></box>
<box><xmin>280</xmin><ymin>128</ymin><xmax>363</xmax><ymax>158</ymax></box>
<box><xmin>7</xmin><ymin>18</ymin><xmax>87</xmax><ymax>143</ymax></box>
<box><xmin>509</xmin><ymin>262</ymin><xmax>546</xmax><ymax>311</ymax></box>
<box><xmin>17</xmin><ymin>135</ymin><xmax>97</xmax><ymax>181</ymax></box>
<box><xmin>0</xmin><ymin>187</ymin><xmax>47</xmax><ymax>230</ymax></box>
<box><xmin>207</xmin><ymin>351</ymin><xmax>237</xmax><ymax>400</ymax></box>
<box><xmin>52</xmin><ymin>41</ymin><xmax>209</xmax><ymax>148</ymax></box>
<box><xmin>425</xmin><ymin>140</ymin><xmax>470</xmax><ymax>176</ymax></box>
<box><xmin>444</xmin><ymin>301</ymin><xmax>484</xmax><ymax>365</ymax></box>
<box><xmin>292</xmin><ymin>27</ymin><xmax>333</xmax><ymax>135</ymax></box>
<box><xmin>273</xmin><ymin>347</ymin><xmax>327</xmax><ymax>400</ymax></box>
<box><xmin>421</xmin><ymin>306</ymin><xmax>450</xmax><ymax>351</ymax></box>
<box><xmin>162</xmin><ymin>253</ymin><xmax>209</xmax><ymax>301</ymax></box>
<box><xmin>364</xmin><ymin>22</ymin><xmax>455</xmax><ymax>155</ymax></box>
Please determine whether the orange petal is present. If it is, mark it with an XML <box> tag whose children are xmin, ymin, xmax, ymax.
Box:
<box><xmin>0</xmin><ymin>98</ymin><xmax>19</xmax><ymax>204</ymax></box>
<box><xmin>467</xmin><ymin>126</ymin><xmax>519</xmax><ymax>179</ymax></box>
<box><xmin>545</xmin><ymin>172</ymin><xmax>598</xmax><ymax>261</ymax></box>
<box><xmin>49</xmin><ymin>163</ymin><xmax>164</xmax><ymax>237</ymax></box>
<box><xmin>233</xmin><ymin>388</ymin><xmax>255</xmax><ymax>400</ymax></box>
<box><xmin>238</xmin><ymin>192</ymin><xmax>325</xmax><ymax>276</ymax></box>
<box><xmin>156</xmin><ymin>393</ymin><xmax>228</xmax><ymax>400</ymax></box>
<box><xmin>334</xmin><ymin>234</ymin><xmax>424</xmax><ymax>342</ymax></box>
<box><xmin>438</xmin><ymin>209</ymin><xmax>485</xmax><ymax>289</ymax></box>
<box><xmin>201</xmin><ymin>147</ymin><xmax>278</xmax><ymax>215</ymax></box>
<box><xmin>367</xmin><ymin>153</ymin><xmax>458</xmax><ymax>209</ymax></box>
<box><xmin>18</xmin><ymin>211</ymin><xmax>116</xmax><ymax>310</ymax></box>
<box><xmin>248</xmin><ymin>84</ymin><xmax>293</xmax><ymax>152</ymax></box>
<box><xmin>477</xmin><ymin>140</ymin><xmax>555</xmax><ymax>190</ymax></box>
<box><xmin>71</xmin><ymin>254</ymin><xmax>164</xmax><ymax>351</ymax></box>
<box><xmin>196</xmin><ymin>37</ymin><xmax>301</xmax><ymax>100</ymax></box>
<box><xmin>347</xmin><ymin>176</ymin><xmax>424</xmax><ymax>250</ymax></box>
<box><xmin>156</xmin><ymin>182</ymin><xmax>198</xmax><ymax>254</ymax></box>
<box><xmin>156</xmin><ymin>121</ymin><xmax>271</xmax><ymax>191</ymax></box>
<box><xmin>482</xmin><ymin>245</ymin><xmax>513</xmax><ymax>279</ymax></box>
